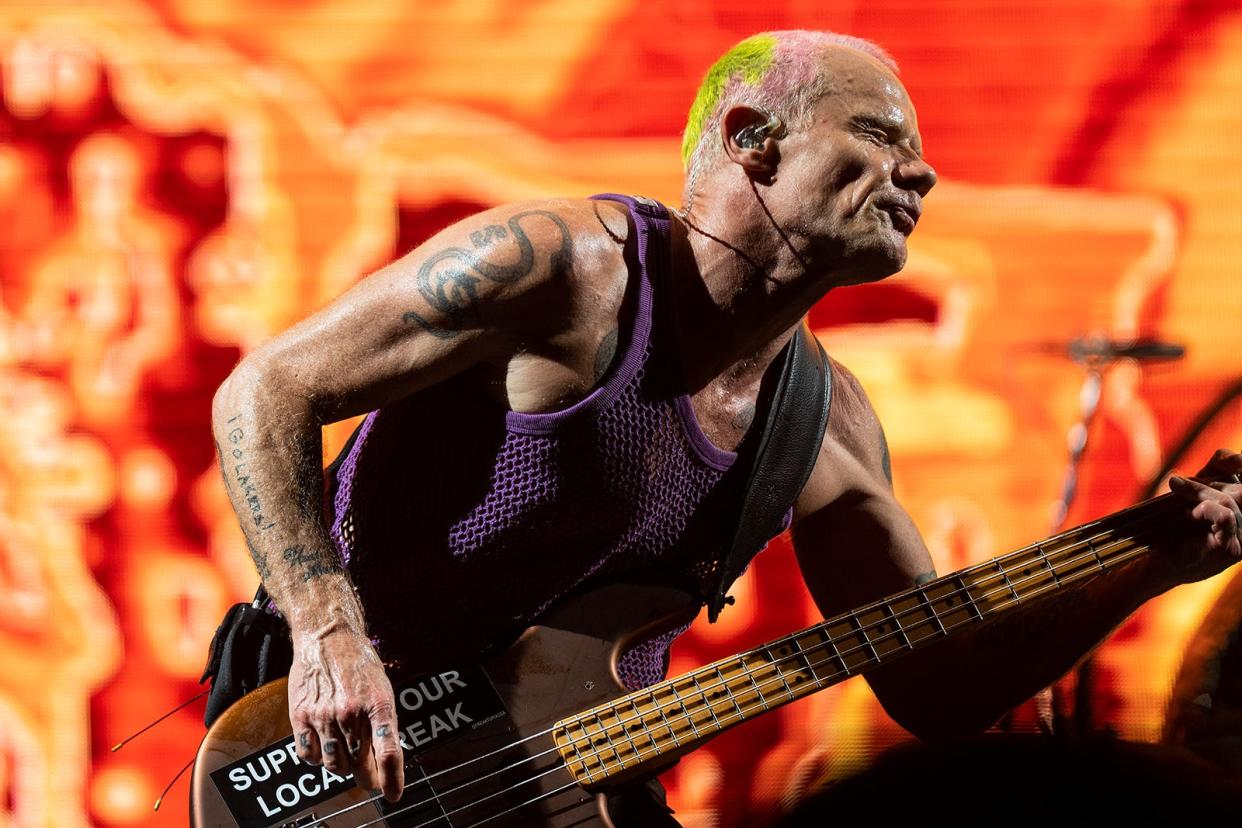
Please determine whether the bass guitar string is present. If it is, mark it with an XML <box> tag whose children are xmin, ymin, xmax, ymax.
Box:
<box><xmin>356</xmin><ymin>778</ymin><xmax>584</xmax><ymax>828</ymax></box>
<box><xmin>303</xmin><ymin>502</ymin><xmax>1185</xmax><ymax>828</ymax></box>
<box><xmin>344</xmin><ymin>534</ymin><xmax>1169</xmax><ymax>828</ymax></box>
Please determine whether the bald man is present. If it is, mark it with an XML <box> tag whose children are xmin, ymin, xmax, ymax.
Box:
<box><xmin>212</xmin><ymin>31</ymin><xmax>1242</xmax><ymax>823</ymax></box>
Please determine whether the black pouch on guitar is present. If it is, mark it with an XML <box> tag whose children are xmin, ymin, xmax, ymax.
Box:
<box><xmin>200</xmin><ymin>586</ymin><xmax>293</xmax><ymax>727</ymax></box>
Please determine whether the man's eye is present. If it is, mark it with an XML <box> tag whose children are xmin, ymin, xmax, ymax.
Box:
<box><xmin>860</xmin><ymin>129</ymin><xmax>889</xmax><ymax>146</ymax></box>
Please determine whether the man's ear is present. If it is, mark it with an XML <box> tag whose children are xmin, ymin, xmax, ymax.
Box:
<box><xmin>721</xmin><ymin>105</ymin><xmax>784</xmax><ymax>180</ymax></box>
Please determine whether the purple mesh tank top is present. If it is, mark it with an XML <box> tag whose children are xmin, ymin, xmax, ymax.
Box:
<box><xmin>329</xmin><ymin>194</ymin><xmax>775</xmax><ymax>689</ymax></box>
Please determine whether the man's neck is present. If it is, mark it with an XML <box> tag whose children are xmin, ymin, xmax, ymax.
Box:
<box><xmin>669</xmin><ymin>188</ymin><xmax>838</xmax><ymax>390</ymax></box>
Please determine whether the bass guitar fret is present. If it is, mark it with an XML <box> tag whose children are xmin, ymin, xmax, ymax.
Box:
<box><xmin>594</xmin><ymin>712</ymin><xmax>628</xmax><ymax>770</ymax></box>
<box><xmin>849</xmin><ymin>613</ymin><xmax>879</xmax><ymax>663</ymax></box>
<box><xmin>714</xmin><ymin>665</ymin><xmax>746</xmax><ymax>719</ymax></box>
<box><xmin>653</xmin><ymin>686</ymin><xmax>682</xmax><ymax>748</ymax></box>
<box><xmin>884</xmin><ymin>602</ymin><xmax>911</xmax><ymax>650</ymax></box>
<box><xmin>564</xmin><ymin>725</ymin><xmax>597</xmax><ymax>784</ymax></box>
<box><xmin>629</xmin><ymin>698</ymin><xmax>660</xmax><ymax>755</ymax></box>
<box><xmin>918</xmin><ymin>586</ymin><xmax>948</xmax><ymax>636</ymax></box>
<box><xmin>1038</xmin><ymin>542</ymin><xmax>1061</xmax><ymax>586</ymax></box>
<box><xmin>791</xmin><ymin>634</ymin><xmax>828</xmax><ymax>686</ymax></box>
<box><xmin>690</xmin><ymin>673</ymin><xmax>722</xmax><ymax>731</ymax></box>
<box><xmin>741</xmin><ymin>657</ymin><xmax>771</xmax><ymax>710</ymax></box>
<box><xmin>957</xmin><ymin>574</ymin><xmax>985</xmax><ymax>620</ymax></box>
<box><xmin>997</xmin><ymin>559</ymin><xmax>1021</xmax><ymax>602</ymax></box>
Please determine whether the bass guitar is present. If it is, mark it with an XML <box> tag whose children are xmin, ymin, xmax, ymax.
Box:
<box><xmin>190</xmin><ymin>491</ymin><xmax>1191</xmax><ymax>827</ymax></box>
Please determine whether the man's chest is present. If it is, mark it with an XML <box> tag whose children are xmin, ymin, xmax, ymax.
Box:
<box><xmin>684</xmin><ymin>376</ymin><xmax>765</xmax><ymax>455</ymax></box>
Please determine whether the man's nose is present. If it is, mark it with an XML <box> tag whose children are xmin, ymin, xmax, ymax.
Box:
<box><xmin>895</xmin><ymin>157</ymin><xmax>937</xmax><ymax>197</ymax></box>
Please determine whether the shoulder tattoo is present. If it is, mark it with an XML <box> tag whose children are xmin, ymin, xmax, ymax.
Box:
<box><xmin>594</xmin><ymin>327</ymin><xmax>619</xmax><ymax>382</ymax></box>
<box><xmin>879</xmin><ymin>423</ymin><xmax>893</xmax><ymax>484</ymax></box>
<box><xmin>402</xmin><ymin>210</ymin><xmax>574</xmax><ymax>339</ymax></box>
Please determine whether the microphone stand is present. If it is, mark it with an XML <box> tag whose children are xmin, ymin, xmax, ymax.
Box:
<box><xmin>1047</xmin><ymin>337</ymin><xmax>1184</xmax><ymax>736</ymax></box>
<box><xmin>1048</xmin><ymin>363</ymin><xmax>1104</xmax><ymax>737</ymax></box>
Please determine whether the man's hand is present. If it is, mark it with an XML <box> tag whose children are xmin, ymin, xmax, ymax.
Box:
<box><xmin>289</xmin><ymin>623</ymin><xmax>405</xmax><ymax>802</ymax></box>
<box><xmin>1166</xmin><ymin>448</ymin><xmax>1242</xmax><ymax>583</ymax></box>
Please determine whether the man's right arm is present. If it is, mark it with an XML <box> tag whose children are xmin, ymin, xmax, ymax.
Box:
<box><xmin>211</xmin><ymin>201</ymin><xmax>586</xmax><ymax>800</ymax></box>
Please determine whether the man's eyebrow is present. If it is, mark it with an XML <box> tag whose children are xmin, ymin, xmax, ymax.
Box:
<box><xmin>850</xmin><ymin>113</ymin><xmax>923</xmax><ymax>158</ymax></box>
<box><xmin>849</xmin><ymin>113</ymin><xmax>902</xmax><ymax>132</ymax></box>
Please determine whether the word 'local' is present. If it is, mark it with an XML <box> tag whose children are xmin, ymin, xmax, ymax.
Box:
<box><xmin>221</xmin><ymin>670</ymin><xmax>482</xmax><ymax>821</ymax></box>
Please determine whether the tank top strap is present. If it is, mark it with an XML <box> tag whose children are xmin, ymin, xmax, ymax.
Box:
<box><xmin>590</xmin><ymin>191</ymin><xmax>674</xmax><ymax>348</ymax></box>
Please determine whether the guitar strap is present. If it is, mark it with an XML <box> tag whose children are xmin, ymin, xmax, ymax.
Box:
<box><xmin>705</xmin><ymin>324</ymin><xmax>832</xmax><ymax>622</ymax></box>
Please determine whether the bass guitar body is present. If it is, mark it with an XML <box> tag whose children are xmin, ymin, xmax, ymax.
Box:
<box><xmin>191</xmin><ymin>582</ymin><xmax>698</xmax><ymax>828</ymax></box>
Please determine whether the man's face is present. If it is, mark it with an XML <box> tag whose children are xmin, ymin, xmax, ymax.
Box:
<box><xmin>771</xmin><ymin>51</ymin><xmax>936</xmax><ymax>284</ymax></box>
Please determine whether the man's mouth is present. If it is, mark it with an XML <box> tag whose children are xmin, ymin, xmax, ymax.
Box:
<box><xmin>876</xmin><ymin>202</ymin><xmax>919</xmax><ymax>236</ymax></box>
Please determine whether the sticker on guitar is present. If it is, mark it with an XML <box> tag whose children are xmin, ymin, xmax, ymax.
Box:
<box><xmin>209</xmin><ymin>666</ymin><xmax>509</xmax><ymax>827</ymax></box>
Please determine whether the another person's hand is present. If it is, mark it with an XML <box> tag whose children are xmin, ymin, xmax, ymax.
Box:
<box><xmin>288</xmin><ymin>625</ymin><xmax>405</xmax><ymax>802</ymax></box>
<box><xmin>1166</xmin><ymin>449</ymin><xmax>1242</xmax><ymax>583</ymax></box>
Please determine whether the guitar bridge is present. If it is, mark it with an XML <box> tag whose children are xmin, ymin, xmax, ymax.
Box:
<box><xmin>278</xmin><ymin>815</ymin><xmax>317</xmax><ymax>827</ymax></box>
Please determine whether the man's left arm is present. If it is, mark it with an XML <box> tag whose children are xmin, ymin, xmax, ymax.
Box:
<box><xmin>791</xmin><ymin>362</ymin><xmax>1242</xmax><ymax>740</ymax></box>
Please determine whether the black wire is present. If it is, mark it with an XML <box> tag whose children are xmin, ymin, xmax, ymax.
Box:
<box><xmin>1138</xmin><ymin>375</ymin><xmax>1242</xmax><ymax>500</ymax></box>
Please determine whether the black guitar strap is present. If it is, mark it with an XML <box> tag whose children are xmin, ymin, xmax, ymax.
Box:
<box><xmin>706</xmin><ymin>324</ymin><xmax>832</xmax><ymax>622</ymax></box>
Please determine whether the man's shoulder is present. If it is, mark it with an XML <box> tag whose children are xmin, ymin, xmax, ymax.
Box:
<box><xmin>470</xmin><ymin>196</ymin><xmax>633</xmax><ymax>244</ymax></box>
<box><xmin>824</xmin><ymin>357</ymin><xmax>884</xmax><ymax>451</ymax></box>
<box><xmin>794</xmin><ymin>355</ymin><xmax>892</xmax><ymax>518</ymax></box>
<box><xmin>386</xmin><ymin>196</ymin><xmax>633</xmax><ymax>318</ymax></box>
<box><xmin>824</xmin><ymin>356</ymin><xmax>890</xmax><ymax>480</ymax></box>
<box><xmin>452</xmin><ymin>196</ymin><xmax>633</xmax><ymax>281</ymax></box>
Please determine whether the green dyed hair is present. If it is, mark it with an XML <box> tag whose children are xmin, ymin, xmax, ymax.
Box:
<box><xmin>680</xmin><ymin>34</ymin><xmax>778</xmax><ymax>169</ymax></box>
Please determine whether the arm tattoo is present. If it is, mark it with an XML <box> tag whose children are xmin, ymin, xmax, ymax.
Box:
<box><xmin>218</xmin><ymin>415</ymin><xmax>277</xmax><ymax>532</ymax></box>
<box><xmin>402</xmin><ymin>210</ymin><xmax>574</xmax><ymax>339</ymax></box>
<box><xmin>731</xmin><ymin>402</ymin><xmax>756</xmax><ymax>432</ymax></box>
<box><xmin>914</xmin><ymin>570</ymin><xmax>938</xmax><ymax>586</ymax></box>
<box><xmin>593</xmin><ymin>328</ymin><xmax>618</xmax><ymax>382</ymax></box>
<box><xmin>281</xmin><ymin>544</ymin><xmax>343</xmax><ymax>583</ymax></box>
<box><xmin>879</xmin><ymin>424</ymin><xmax>893</xmax><ymax>484</ymax></box>
<box><xmin>247</xmin><ymin>537</ymin><xmax>272</xmax><ymax>581</ymax></box>
<box><xmin>217</xmin><ymin>412</ymin><xmax>328</xmax><ymax>583</ymax></box>
<box><xmin>216</xmin><ymin>427</ymin><xmax>275</xmax><ymax>580</ymax></box>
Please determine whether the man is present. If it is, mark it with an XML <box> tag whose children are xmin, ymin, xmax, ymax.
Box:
<box><xmin>212</xmin><ymin>30</ymin><xmax>1242</xmax><ymax>817</ymax></box>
